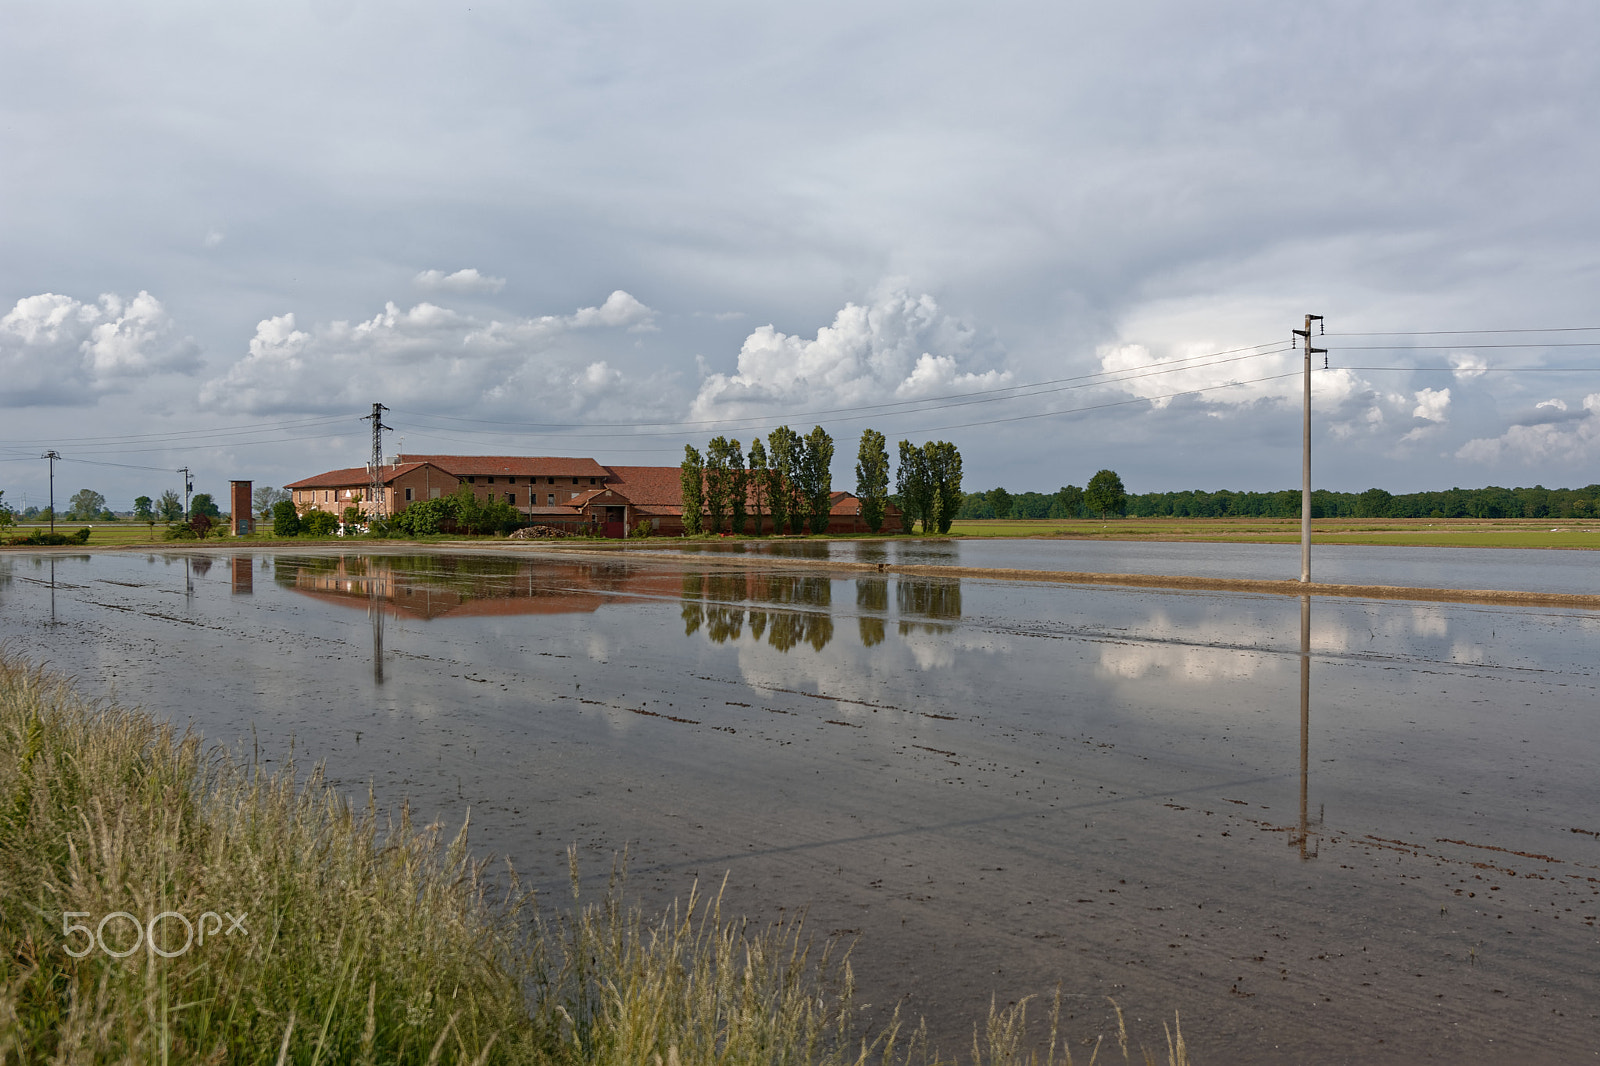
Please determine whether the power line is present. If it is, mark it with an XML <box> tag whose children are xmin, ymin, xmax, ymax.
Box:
<box><xmin>1328</xmin><ymin>327</ymin><xmax>1600</xmax><ymax>336</ymax></box>
<box><xmin>1337</xmin><ymin>366</ymin><xmax>1600</xmax><ymax>372</ymax></box>
<box><xmin>1331</xmin><ymin>342</ymin><xmax>1600</xmax><ymax>350</ymax></box>
<box><xmin>0</xmin><ymin>414</ymin><xmax>357</xmax><ymax>448</ymax></box>
<box><xmin>391</xmin><ymin>340</ymin><xmax>1292</xmax><ymax>433</ymax></box>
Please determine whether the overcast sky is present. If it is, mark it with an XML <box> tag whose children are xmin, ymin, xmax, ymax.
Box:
<box><xmin>4</xmin><ymin>1</ymin><xmax>1600</xmax><ymax>511</ymax></box>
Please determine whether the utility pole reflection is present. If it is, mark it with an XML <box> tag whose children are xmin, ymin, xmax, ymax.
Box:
<box><xmin>369</xmin><ymin>573</ymin><xmax>385</xmax><ymax>685</ymax></box>
<box><xmin>1296</xmin><ymin>594</ymin><xmax>1319</xmax><ymax>859</ymax></box>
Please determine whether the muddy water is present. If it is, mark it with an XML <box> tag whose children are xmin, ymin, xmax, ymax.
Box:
<box><xmin>2</xmin><ymin>549</ymin><xmax>1598</xmax><ymax>1063</ymax></box>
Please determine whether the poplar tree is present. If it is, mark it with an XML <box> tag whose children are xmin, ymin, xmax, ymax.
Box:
<box><xmin>747</xmin><ymin>438</ymin><xmax>769</xmax><ymax>535</ymax></box>
<box><xmin>803</xmin><ymin>426</ymin><xmax>835</xmax><ymax>534</ymax></box>
<box><xmin>928</xmin><ymin>441</ymin><xmax>963</xmax><ymax>534</ymax></box>
<box><xmin>680</xmin><ymin>444</ymin><xmax>705</xmax><ymax>535</ymax></box>
<box><xmin>728</xmin><ymin>439</ymin><xmax>748</xmax><ymax>536</ymax></box>
<box><xmin>896</xmin><ymin>440</ymin><xmax>932</xmax><ymax>533</ymax></box>
<box><xmin>704</xmin><ymin>436</ymin><xmax>734</xmax><ymax>534</ymax></box>
<box><xmin>855</xmin><ymin>429</ymin><xmax>889</xmax><ymax>533</ymax></box>
<box><xmin>767</xmin><ymin>426</ymin><xmax>803</xmax><ymax>534</ymax></box>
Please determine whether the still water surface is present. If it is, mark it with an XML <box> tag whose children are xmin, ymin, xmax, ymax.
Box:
<box><xmin>1</xmin><ymin>548</ymin><xmax>1596</xmax><ymax>1063</ymax></box>
<box><xmin>664</xmin><ymin>536</ymin><xmax>1600</xmax><ymax>593</ymax></box>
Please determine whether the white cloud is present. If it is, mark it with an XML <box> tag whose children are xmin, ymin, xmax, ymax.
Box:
<box><xmin>1411</xmin><ymin>387</ymin><xmax>1450</xmax><ymax>422</ymax></box>
<box><xmin>566</xmin><ymin>290</ymin><xmax>655</xmax><ymax>330</ymax></box>
<box><xmin>689</xmin><ymin>288</ymin><xmax>1007</xmax><ymax>421</ymax></box>
<box><xmin>1535</xmin><ymin>398</ymin><xmax>1567</xmax><ymax>411</ymax></box>
<box><xmin>199</xmin><ymin>291</ymin><xmax>665</xmax><ymax>415</ymax></box>
<box><xmin>1450</xmin><ymin>353</ymin><xmax>1489</xmax><ymax>380</ymax></box>
<box><xmin>203</xmin><ymin>227</ymin><xmax>226</xmax><ymax>248</ymax></box>
<box><xmin>1097</xmin><ymin>341</ymin><xmax>1367</xmax><ymax>413</ymax></box>
<box><xmin>0</xmin><ymin>291</ymin><xmax>200</xmax><ymax>406</ymax></box>
<box><xmin>413</xmin><ymin>268</ymin><xmax>508</xmax><ymax>295</ymax></box>
<box><xmin>1455</xmin><ymin>393</ymin><xmax>1600</xmax><ymax>464</ymax></box>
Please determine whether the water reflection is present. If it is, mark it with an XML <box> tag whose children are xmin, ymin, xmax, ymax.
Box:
<box><xmin>276</xmin><ymin>554</ymin><xmax>667</xmax><ymax>619</ymax></box>
<box><xmin>896</xmin><ymin>578</ymin><xmax>960</xmax><ymax>635</ymax></box>
<box><xmin>231</xmin><ymin>556</ymin><xmax>253</xmax><ymax>595</ymax></box>
<box><xmin>856</xmin><ymin>578</ymin><xmax>887</xmax><ymax>647</ymax></box>
<box><xmin>1296</xmin><ymin>595</ymin><xmax>1321</xmax><ymax>860</ymax></box>
<box><xmin>276</xmin><ymin>552</ymin><xmax>969</xmax><ymax>656</ymax></box>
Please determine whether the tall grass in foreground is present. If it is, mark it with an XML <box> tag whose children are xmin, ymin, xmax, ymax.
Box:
<box><xmin>0</xmin><ymin>654</ymin><xmax>1187</xmax><ymax>1065</ymax></box>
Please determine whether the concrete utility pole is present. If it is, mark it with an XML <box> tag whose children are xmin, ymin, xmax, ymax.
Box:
<box><xmin>43</xmin><ymin>450</ymin><xmax>59</xmax><ymax>532</ymax></box>
<box><xmin>178</xmin><ymin>466</ymin><xmax>194</xmax><ymax>519</ymax></box>
<box><xmin>1292</xmin><ymin>315</ymin><xmax>1326</xmax><ymax>583</ymax></box>
<box><xmin>363</xmin><ymin>403</ymin><xmax>391</xmax><ymax>520</ymax></box>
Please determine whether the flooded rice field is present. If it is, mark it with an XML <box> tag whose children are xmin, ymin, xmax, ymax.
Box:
<box><xmin>2</xmin><ymin>548</ymin><xmax>1598</xmax><ymax>1063</ymax></box>
<box><xmin>664</xmin><ymin>536</ymin><xmax>1600</xmax><ymax>594</ymax></box>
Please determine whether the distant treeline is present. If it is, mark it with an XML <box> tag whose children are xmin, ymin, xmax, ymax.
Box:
<box><xmin>957</xmin><ymin>482</ymin><xmax>1600</xmax><ymax>520</ymax></box>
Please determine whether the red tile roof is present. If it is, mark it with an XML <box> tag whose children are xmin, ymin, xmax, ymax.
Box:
<box><xmin>286</xmin><ymin>462</ymin><xmax>432</xmax><ymax>489</ymax></box>
<box><xmin>399</xmin><ymin>454</ymin><xmax>609</xmax><ymax>478</ymax></box>
<box><xmin>602</xmin><ymin>466</ymin><xmax>685</xmax><ymax>505</ymax></box>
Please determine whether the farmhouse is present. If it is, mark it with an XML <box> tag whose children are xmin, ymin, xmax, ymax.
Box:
<box><xmin>284</xmin><ymin>454</ymin><xmax>898</xmax><ymax>537</ymax></box>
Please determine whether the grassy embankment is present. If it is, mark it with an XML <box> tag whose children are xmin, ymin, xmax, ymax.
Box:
<box><xmin>9</xmin><ymin>517</ymin><xmax>1600</xmax><ymax>551</ymax></box>
<box><xmin>0</xmin><ymin>656</ymin><xmax>1187</xmax><ymax>1065</ymax></box>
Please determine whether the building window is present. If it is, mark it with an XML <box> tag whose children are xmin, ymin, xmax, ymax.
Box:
<box><xmin>572</xmin><ymin>477</ymin><xmax>579</xmax><ymax>485</ymax></box>
<box><xmin>547</xmin><ymin>493</ymin><xmax>555</xmax><ymax>505</ymax></box>
<box><xmin>505</xmin><ymin>492</ymin><xmax>514</xmax><ymax>504</ymax></box>
<box><xmin>547</xmin><ymin>477</ymin><xmax>555</xmax><ymax>485</ymax></box>
<box><xmin>590</xmin><ymin>477</ymin><xmax>597</xmax><ymax>485</ymax></box>
<box><xmin>405</xmin><ymin>488</ymin><xmax>414</xmax><ymax>501</ymax></box>
<box><xmin>466</xmin><ymin>476</ymin><xmax>475</xmax><ymax>484</ymax></box>
<box><xmin>486</xmin><ymin>476</ymin><xmax>495</xmax><ymax>484</ymax></box>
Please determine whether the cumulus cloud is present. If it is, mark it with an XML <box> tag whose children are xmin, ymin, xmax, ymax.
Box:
<box><xmin>689</xmin><ymin>289</ymin><xmax>1007</xmax><ymax>420</ymax></box>
<box><xmin>1411</xmin><ymin>387</ymin><xmax>1451</xmax><ymax>422</ymax></box>
<box><xmin>0</xmin><ymin>291</ymin><xmax>201</xmax><ymax>406</ymax></box>
<box><xmin>413</xmin><ymin>268</ymin><xmax>507</xmax><ymax>294</ymax></box>
<box><xmin>1455</xmin><ymin>393</ymin><xmax>1600</xmax><ymax>465</ymax></box>
<box><xmin>1098</xmin><ymin>341</ymin><xmax>1367</xmax><ymax>414</ymax></box>
<box><xmin>1535</xmin><ymin>398</ymin><xmax>1568</xmax><ymax>412</ymax></box>
<box><xmin>199</xmin><ymin>291</ymin><xmax>665</xmax><ymax>415</ymax></box>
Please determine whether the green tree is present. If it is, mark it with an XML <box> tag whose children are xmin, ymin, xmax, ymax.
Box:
<box><xmin>896</xmin><ymin>440</ymin><xmax>934</xmax><ymax>533</ymax></box>
<box><xmin>704</xmin><ymin>437</ymin><xmax>737</xmax><ymax>534</ymax></box>
<box><xmin>157</xmin><ymin>490</ymin><xmax>184</xmax><ymax>522</ymax></box>
<box><xmin>1085</xmin><ymin>469</ymin><xmax>1127</xmax><ymax>517</ymax></box>
<box><xmin>302</xmin><ymin>509</ymin><xmax>339</xmax><ymax>536</ymax></box>
<box><xmin>680</xmin><ymin>445</ymin><xmax>705</xmax><ymax>535</ymax></box>
<box><xmin>189</xmin><ymin>492</ymin><xmax>222</xmax><ymax>519</ymax></box>
<box><xmin>253</xmin><ymin>486</ymin><xmax>290</xmax><ymax>519</ymax></box>
<box><xmin>0</xmin><ymin>491</ymin><xmax>13</xmax><ymax>531</ymax></box>
<box><xmin>928</xmin><ymin>441</ymin><xmax>963</xmax><ymax>534</ymax></box>
<box><xmin>989</xmin><ymin>487</ymin><xmax>1013</xmax><ymax>520</ymax></box>
<box><xmin>1054</xmin><ymin>485</ymin><xmax>1085</xmax><ymax>519</ymax></box>
<box><xmin>1354</xmin><ymin>488</ymin><xmax>1394</xmax><ymax>518</ymax></box>
<box><xmin>747</xmin><ymin>438</ymin><xmax>769</xmax><ymax>535</ymax></box>
<box><xmin>133</xmin><ymin>496</ymin><xmax>154</xmax><ymax>528</ymax></box>
<box><xmin>67</xmin><ymin>489</ymin><xmax>106</xmax><ymax>521</ymax></box>
<box><xmin>271</xmin><ymin>500</ymin><xmax>301</xmax><ymax>537</ymax></box>
<box><xmin>189</xmin><ymin>512</ymin><xmax>215</xmax><ymax>538</ymax></box>
<box><xmin>766</xmin><ymin>426</ymin><xmax>803</xmax><ymax>534</ymax></box>
<box><xmin>728</xmin><ymin>440</ymin><xmax>748</xmax><ymax>536</ymax></box>
<box><xmin>801</xmin><ymin>426</ymin><xmax>835</xmax><ymax>534</ymax></box>
<box><xmin>855</xmin><ymin>429</ymin><xmax>890</xmax><ymax>534</ymax></box>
